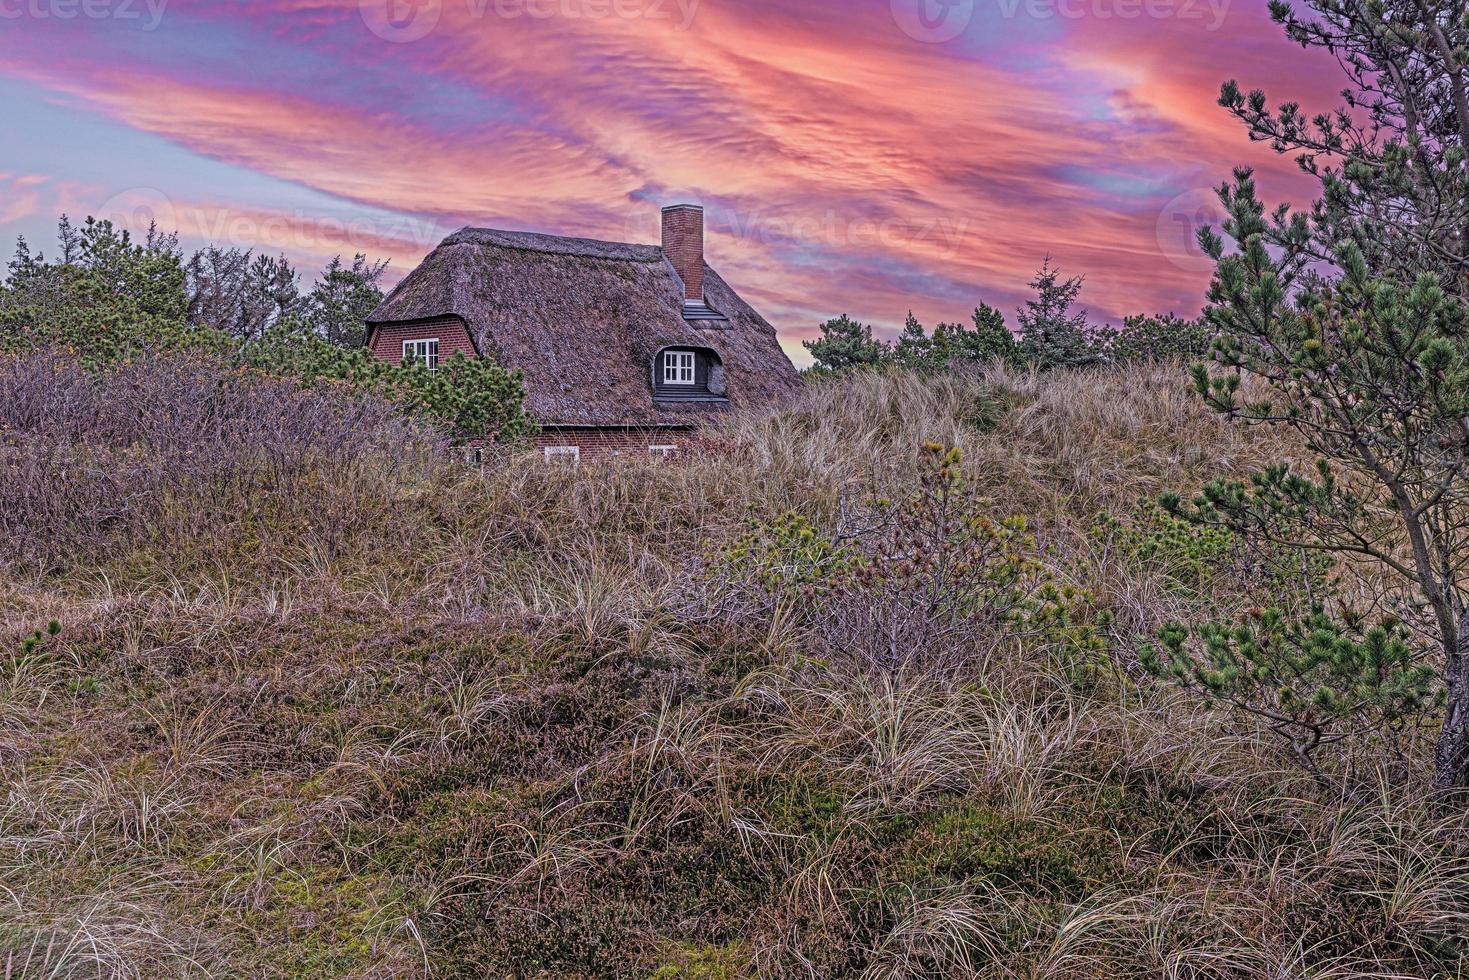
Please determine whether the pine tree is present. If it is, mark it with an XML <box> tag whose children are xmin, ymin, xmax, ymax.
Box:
<box><xmin>1016</xmin><ymin>258</ymin><xmax>1097</xmax><ymax>369</ymax></box>
<box><xmin>185</xmin><ymin>247</ymin><xmax>301</xmax><ymax>340</ymax></box>
<box><xmin>304</xmin><ymin>254</ymin><xmax>387</xmax><ymax>348</ymax></box>
<box><xmin>0</xmin><ymin>216</ymin><xmax>208</xmax><ymax>364</ymax></box>
<box><xmin>949</xmin><ymin>302</ymin><xmax>1017</xmax><ymax>365</ymax></box>
<box><xmin>1095</xmin><ymin>313</ymin><xmax>1210</xmax><ymax>363</ymax></box>
<box><xmin>1155</xmin><ymin>0</ymin><xmax>1469</xmax><ymax>792</ymax></box>
<box><xmin>893</xmin><ymin>311</ymin><xmax>936</xmax><ymax>370</ymax></box>
<box><xmin>804</xmin><ymin>313</ymin><xmax>890</xmax><ymax>373</ymax></box>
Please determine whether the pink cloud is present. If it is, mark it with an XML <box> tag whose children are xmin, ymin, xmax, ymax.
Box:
<box><xmin>0</xmin><ymin>0</ymin><xmax>1344</xmax><ymax>341</ymax></box>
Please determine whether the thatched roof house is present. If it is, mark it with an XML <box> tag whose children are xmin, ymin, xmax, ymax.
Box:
<box><xmin>365</xmin><ymin>204</ymin><xmax>801</xmax><ymax>459</ymax></box>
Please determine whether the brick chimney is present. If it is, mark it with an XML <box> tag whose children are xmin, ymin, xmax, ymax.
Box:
<box><xmin>661</xmin><ymin>204</ymin><xmax>704</xmax><ymax>305</ymax></box>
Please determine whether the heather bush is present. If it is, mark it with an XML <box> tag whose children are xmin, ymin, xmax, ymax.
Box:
<box><xmin>804</xmin><ymin>443</ymin><xmax>1097</xmax><ymax>673</ymax></box>
<box><xmin>0</xmin><ymin>349</ymin><xmax>433</xmax><ymax>577</ymax></box>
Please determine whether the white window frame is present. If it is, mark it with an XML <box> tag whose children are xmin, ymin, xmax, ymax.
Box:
<box><xmin>662</xmin><ymin>350</ymin><xmax>696</xmax><ymax>386</ymax></box>
<box><xmin>649</xmin><ymin>444</ymin><xmax>680</xmax><ymax>460</ymax></box>
<box><xmin>543</xmin><ymin>446</ymin><xmax>580</xmax><ymax>465</ymax></box>
<box><xmin>403</xmin><ymin>338</ymin><xmax>440</xmax><ymax>374</ymax></box>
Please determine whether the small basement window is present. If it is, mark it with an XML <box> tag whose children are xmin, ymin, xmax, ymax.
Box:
<box><xmin>662</xmin><ymin>350</ymin><xmax>696</xmax><ymax>386</ymax></box>
<box><xmin>649</xmin><ymin>445</ymin><xmax>679</xmax><ymax>460</ymax></box>
<box><xmin>403</xmin><ymin>338</ymin><xmax>440</xmax><ymax>374</ymax></box>
<box><xmin>544</xmin><ymin>446</ymin><xmax>580</xmax><ymax>464</ymax></box>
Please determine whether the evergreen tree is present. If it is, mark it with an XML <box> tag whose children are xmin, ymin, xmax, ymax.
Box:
<box><xmin>893</xmin><ymin>311</ymin><xmax>935</xmax><ymax>370</ymax></box>
<box><xmin>1095</xmin><ymin>313</ymin><xmax>1210</xmax><ymax>363</ymax></box>
<box><xmin>804</xmin><ymin>313</ymin><xmax>890</xmax><ymax>373</ymax></box>
<box><xmin>1153</xmin><ymin>0</ymin><xmax>1469</xmax><ymax>792</ymax></box>
<box><xmin>186</xmin><ymin>247</ymin><xmax>301</xmax><ymax>341</ymax></box>
<box><xmin>303</xmin><ymin>254</ymin><xmax>387</xmax><ymax>348</ymax></box>
<box><xmin>243</xmin><ymin>323</ymin><xmax>536</xmax><ymax>443</ymax></box>
<box><xmin>1</xmin><ymin>213</ymin><xmax>533</xmax><ymax>445</ymax></box>
<box><xmin>948</xmin><ymin>302</ymin><xmax>1017</xmax><ymax>365</ymax></box>
<box><xmin>893</xmin><ymin>304</ymin><xmax>1018</xmax><ymax>372</ymax></box>
<box><xmin>0</xmin><ymin>216</ymin><xmax>208</xmax><ymax>364</ymax></box>
<box><xmin>1016</xmin><ymin>258</ymin><xmax>1097</xmax><ymax>369</ymax></box>
<box><xmin>1215</xmin><ymin>0</ymin><xmax>1469</xmax><ymax>290</ymax></box>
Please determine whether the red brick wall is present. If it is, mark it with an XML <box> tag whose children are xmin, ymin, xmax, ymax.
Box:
<box><xmin>535</xmin><ymin>428</ymin><xmax>697</xmax><ymax>462</ymax></box>
<box><xmin>368</xmin><ymin>317</ymin><xmax>477</xmax><ymax>365</ymax></box>
<box><xmin>661</xmin><ymin>205</ymin><xmax>704</xmax><ymax>302</ymax></box>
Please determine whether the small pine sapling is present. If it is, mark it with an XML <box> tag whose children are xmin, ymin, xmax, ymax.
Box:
<box><xmin>1142</xmin><ymin>608</ymin><xmax>1439</xmax><ymax>787</ymax></box>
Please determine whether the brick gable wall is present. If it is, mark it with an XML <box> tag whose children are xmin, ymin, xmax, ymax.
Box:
<box><xmin>368</xmin><ymin>317</ymin><xmax>477</xmax><ymax>364</ymax></box>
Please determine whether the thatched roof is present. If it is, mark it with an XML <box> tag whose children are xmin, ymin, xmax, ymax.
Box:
<box><xmin>366</xmin><ymin>227</ymin><xmax>802</xmax><ymax>427</ymax></box>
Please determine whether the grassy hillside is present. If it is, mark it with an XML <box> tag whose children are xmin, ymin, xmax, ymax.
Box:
<box><xmin>2</xmin><ymin>352</ymin><xmax>1466</xmax><ymax>978</ymax></box>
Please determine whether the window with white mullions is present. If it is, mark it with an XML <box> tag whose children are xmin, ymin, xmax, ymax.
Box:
<box><xmin>403</xmin><ymin>338</ymin><xmax>440</xmax><ymax>374</ymax></box>
<box><xmin>663</xmin><ymin>350</ymin><xmax>696</xmax><ymax>385</ymax></box>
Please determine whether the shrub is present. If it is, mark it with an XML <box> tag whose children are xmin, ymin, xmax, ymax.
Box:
<box><xmin>0</xmin><ymin>349</ymin><xmax>432</xmax><ymax>576</ymax></box>
<box><xmin>722</xmin><ymin>510</ymin><xmax>858</xmax><ymax>601</ymax></box>
<box><xmin>1094</xmin><ymin>313</ymin><xmax>1211</xmax><ymax>363</ymax></box>
<box><xmin>1142</xmin><ymin>607</ymin><xmax>1441</xmax><ymax>785</ymax></box>
<box><xmin>809</xmin><ymin>443</ymin><xmax>1098</xmax><ymax>672</ymax></box>
<box><xmin>241</xmin><ymin>325</ymin><xmax>536</xmax><ymax>443</ymax></box>
<box><xmin>1092</xmin><ymin>501</ymin><xmax>1235</xmax><ymax>599</ymax></box>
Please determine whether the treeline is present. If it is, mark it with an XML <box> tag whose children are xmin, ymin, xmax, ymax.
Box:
<box><xmin>0</xmin><ymin>216</ymin><xmax>536</xmax><ymax>443</ymax></box>
<box><xmin>804</xmin><ymin>258</ymin><xmax>1209</xmax><ymax>375</ymax></box>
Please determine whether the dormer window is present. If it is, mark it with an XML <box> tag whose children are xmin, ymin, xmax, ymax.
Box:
<box><xmin>663</xmin><ymin>350</ymin><xmax>696</xmax><ymax>386</ymax></box>
<box><xmin>403</xmin><ymin>338</ymin><xmax>440</xmax><ymax>374</ymax></box>
<box><xmin>653</xmin><ymin>346</ymin><xmax>727</xmax><ymax>402</ymax></box>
